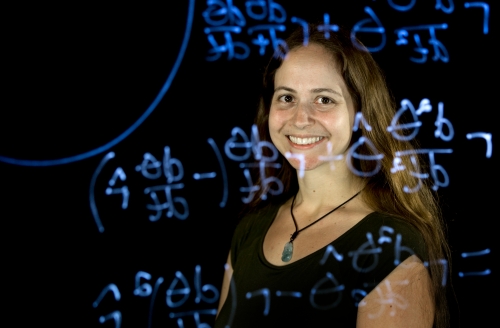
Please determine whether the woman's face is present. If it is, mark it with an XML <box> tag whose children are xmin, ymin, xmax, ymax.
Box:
<box><xmin>268</xmin><ymin>43</ymin><xmax>356</xmax><ymax>174</ymax></box>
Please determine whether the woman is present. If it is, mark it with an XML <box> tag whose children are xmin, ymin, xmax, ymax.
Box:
<box><xmin>214</xmin><ymin>23</ymin><xmax>450</xmax><ymax>328</ymax></box>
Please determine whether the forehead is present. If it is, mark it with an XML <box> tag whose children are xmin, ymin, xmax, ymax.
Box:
<box><xmin>275</xmin><ymin>43</ymin><xmax>346</xmax><ymax>91</ymax></box>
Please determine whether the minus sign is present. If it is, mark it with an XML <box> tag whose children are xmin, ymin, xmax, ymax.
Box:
<box><xmin>458</xmin><ymin>269</ymin><xmax>491</xmax><ymax>277</ymax></box>
<box><xmin>193</xmin><ymin>172</ymin><xmax>217</xmax><ymax>180</ymax></box>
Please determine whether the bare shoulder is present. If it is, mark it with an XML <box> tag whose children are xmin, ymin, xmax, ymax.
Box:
<box><xmin>356</xmin><ymin>255</ymin><xmax>434</xmax><ymax>328</ymax></box>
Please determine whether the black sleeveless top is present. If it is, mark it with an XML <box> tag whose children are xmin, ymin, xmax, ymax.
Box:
<box><xmin>214</xmin><ymin>201</ymin><xmax>427</xmax><ymax>328</ymax></box>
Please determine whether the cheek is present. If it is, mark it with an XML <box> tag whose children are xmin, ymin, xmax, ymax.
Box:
<box><xmin>327</xmin><ymin>115</ymin><xmax>352</xmax><ymax>136</ymax></box>
<box><xmin>268</xmin><ymin>110</ymin><xmax>283</xmax><ymax>136</ymax></box>
<box><xmin>268</xmin><ymin>125</ymin><xmax>282</xmax><ymax>151</ymax></box>
<box><xmin>268</xmin><ymin>111</ymin><xmax>289</xmax><ymax>153</ymax></box>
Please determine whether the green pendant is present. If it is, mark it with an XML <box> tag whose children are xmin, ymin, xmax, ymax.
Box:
<box><xmin>281</xmin><ymin>241</ymin><xmax>293</xmax><ymax>262</ymax></box>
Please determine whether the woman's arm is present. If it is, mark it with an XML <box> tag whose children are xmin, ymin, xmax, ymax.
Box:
<box><xmin>356</xmin><ymin>255</ymin><xmax>434</xmax><ymax>328</ymax></box>
<box><xmin>216</xmin><ymin>251</ymin><xmax>234</xmax><ymax>318</ymax></box>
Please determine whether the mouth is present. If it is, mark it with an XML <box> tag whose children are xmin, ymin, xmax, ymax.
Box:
<box><xmin>288</xmin><ymin>136</ymin><xmax>324</xmax><ymax>145</ymax></box>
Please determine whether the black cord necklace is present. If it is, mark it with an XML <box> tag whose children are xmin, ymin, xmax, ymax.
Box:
<box><xmin>281</xmin><ymin>190</ymin><xmax>361</xmax><ymax>262</ymax></box>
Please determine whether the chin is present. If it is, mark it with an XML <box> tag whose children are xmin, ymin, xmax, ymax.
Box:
<box><xmin>285</xmin><ymin>155</ymin><xmax>323</xmax><ymax>174</ymax></box>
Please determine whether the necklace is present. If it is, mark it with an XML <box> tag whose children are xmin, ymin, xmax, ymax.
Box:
<box><xmin>281</xmin><ymin>190</ymin><xmax>361</xmax><ymax>262</ymax></box>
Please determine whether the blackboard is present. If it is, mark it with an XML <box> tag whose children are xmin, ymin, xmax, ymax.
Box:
<box><xmin>0</xmin><ymin>1</ymin><xmax>495</xmax><ymax>327</ymax></box>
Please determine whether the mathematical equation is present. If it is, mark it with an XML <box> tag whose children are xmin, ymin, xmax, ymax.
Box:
<box><xmin>229</xmin><ymin>226</ymin><xmax>491</xmax><ymax>323</ymax></box>
<box><xmin>202</xmin><ymin>0</ymin><xmax>490</xmax><ymax>63</ymax></box>
<box><xmin>241</xmin><ymin>227</ymin><xmax>447</xmax><ymax>318</ymax></box>
<box><xmin>92</xmin><ymin>266</ymin><xmax>219</xmax><ymax>328</ymax></box>
<box><xmin>89</xmin><ymin>97</ymin><xmax>492</xmax><ymax>232</ymax></box>
<box><xmin>91</xmin><ymin>237</ymin><xmax>490</xmax><ymax>328</ymax></box>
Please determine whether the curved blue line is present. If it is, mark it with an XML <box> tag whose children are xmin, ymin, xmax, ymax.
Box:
<box><xmin>0</xmin><ymin>0</ymin><xmax>195</xmax><ymax>167</ymax></box>
<box><xmin>148</xmin><ymin>277</ymin><xmax>164</xmax><ymax>328</ymax></box>
<box><xmin>89</xmin><ymin>151</ymin><xmax>115</xmax><ymax>233</ymax></box>
<box><xmin>208</xmin><ymin>138</ymin><xmax>228</xmax><ymax>208</ymax></box>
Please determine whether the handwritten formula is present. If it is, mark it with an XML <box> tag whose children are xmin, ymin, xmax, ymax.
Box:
<box><xmin>91</xmin><ymin>247</ymin><xmax>490</xmax><ymax>328</ymax></box>
<box><xmin>90</xmin><ymin>97</ymin><xmax>492</xmax><ymax>232</ymax></box>
<box><xmin>202</xmin><ymin>0</ymin><xmax>490</xmax><ymax>63</ymax></box>
<box><xmin>93</xmin><ymin>266</ymin><xmax>219</xmax><ymax>328</ymax></box>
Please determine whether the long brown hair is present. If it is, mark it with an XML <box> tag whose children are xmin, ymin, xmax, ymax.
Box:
<box><xmin>247</xmin><ymin>23</ymin><xmax>451</xmax><ymax>328</ymax></box>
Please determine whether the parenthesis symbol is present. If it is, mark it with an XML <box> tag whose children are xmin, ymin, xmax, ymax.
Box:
<box><xmin>90</xmin><ymin>152</ymin><xmax>115</xmax><ymax>233</ymax></box>
<box><xmin>208</xmin><ymin>138</ymin><xmax>228</xmax><ymax>207</ymax></box>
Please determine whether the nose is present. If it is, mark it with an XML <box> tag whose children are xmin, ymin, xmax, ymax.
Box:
<box><xmin>291</xmin><ymin>102</ymin><xmax>314</xmax><ymax>129</ymax></box>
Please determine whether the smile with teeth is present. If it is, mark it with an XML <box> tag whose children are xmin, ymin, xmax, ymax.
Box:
<box><xmin>288</xmin><ymin>136</ymin><xmax>324</xmax><ymax>145</ymax></box>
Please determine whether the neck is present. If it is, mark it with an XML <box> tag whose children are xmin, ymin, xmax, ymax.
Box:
<box><xmin>293</xmin><ymin>163</ymin><xmax>366</xmax><ymax>209</ymax></box>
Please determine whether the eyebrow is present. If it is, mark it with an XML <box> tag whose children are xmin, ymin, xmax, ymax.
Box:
<box><xmin>274</xmin><ymin>86</ymin><xmax>295</xmax><ymax>93</ymax></box>
<box><xmin>274</xmin><ymin>86</ymin><xmax>343</xmax><ymax>97</ymax></box>
<box><xmin>311</xmin><ymin>88</ymin><xmax>343</xmax><ymax>97</ymax></box>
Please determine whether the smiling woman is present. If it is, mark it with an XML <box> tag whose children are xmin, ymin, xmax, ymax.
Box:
<box><xmin>214</xmin><ymin>23</ymin><xmax>451</xmax><ymax>328</ymax></box>
<box><xmin>269</xmin><ymin>43</ymin><xmax>356</xmax><ymax>173</ymax></box>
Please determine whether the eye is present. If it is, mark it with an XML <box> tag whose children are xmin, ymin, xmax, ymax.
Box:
<box><xmin>277</xmin><ymin>94</ymin><xmax>294</xmax><ymax>103</ymax></box>
<box><xmin>316</xmin><ymin>96</ymin><xmax>334</xmax><ymax>105</ymax></box>
<box><xmin>279</xmin><ymin>95</ymin><xmax>293</xmax><ymax>102</ymax></box>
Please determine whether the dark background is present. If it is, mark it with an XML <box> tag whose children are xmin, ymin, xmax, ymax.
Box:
<box><xmin>0</xmin><ymin>1</ymin><xmax>496</xmax><ymax>327</ymax></box>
